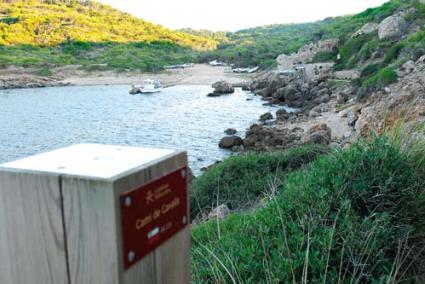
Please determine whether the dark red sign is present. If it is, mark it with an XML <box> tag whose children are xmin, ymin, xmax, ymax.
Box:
<box><xmin>120</xmin><ymin>167</ymin><xmax>188</xmax><ymax>270</ymax></box>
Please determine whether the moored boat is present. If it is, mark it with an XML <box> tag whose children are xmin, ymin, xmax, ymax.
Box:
<box><xmin>130</xmin><ymin>79</ymin><xmax>162</xmax><ymax>94</ymax></box>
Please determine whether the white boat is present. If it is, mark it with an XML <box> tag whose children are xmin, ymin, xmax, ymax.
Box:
<box><xmin>130</xmin><ymin>79</ymin><xmax>162</xmax><ymax>94</ymax></box>
<box><xmin>209</xmin><ymin>60</ymin><xmax>226</xmax><ymax>66</ymax></box>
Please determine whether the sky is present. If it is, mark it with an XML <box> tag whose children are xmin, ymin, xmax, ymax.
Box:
<box><xmin>98</xmin><ymin>0</ymin><xmax>389</xmax><ymax>31</ymax></box>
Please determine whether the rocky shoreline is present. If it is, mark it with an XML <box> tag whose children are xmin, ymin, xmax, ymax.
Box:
<box><xmin>0</xmin><ymin>75</ymin><xmax>70</xmax><ymax>90</ymax></box>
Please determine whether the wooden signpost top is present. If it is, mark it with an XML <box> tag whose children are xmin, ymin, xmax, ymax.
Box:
<box><xmin>0</xmin><ymin>144</ymin><xmax>190</xmax><ymax>284</ymax></box>
<box><xmin>2</xmin><ymin>143</ymin><xmax>176</xmax><ymax>179</ymax></box>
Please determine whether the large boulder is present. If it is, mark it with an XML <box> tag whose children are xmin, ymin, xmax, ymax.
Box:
<box><xmin>378</xmin><ymin>15</ymin><xmax>407</xmax><ymax>40</ymax></box>
<box><xmin>259</xmin><ymin>112</ymin><xmax>273</xmax><ymax>122</ymax></box>
<box><xmin>210</xmin><ymin>80</ymin><xmax>235</xmax><ymax>95</ymax></box>
<box><xmin>302</xmin><ymin>123</ymin><xmax>332</xmax><ymax>145</ymax></box>
<box><xmin>243</xmin><ymin>124</ymin><xmax>304</xmax><ymax>151</ymax></box>
<box><xmin>219</xmin><ymin>135</ymin><xmax>243</xmax><ymax>149</ymax></box>
<box><xmin>276</xmin><ymin>108</ymin><xmax>290</xmax><ymax>120</ymax></box>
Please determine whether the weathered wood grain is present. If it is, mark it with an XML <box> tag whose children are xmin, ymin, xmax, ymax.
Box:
<box><xmin>0</xmin><ymin>171</ymin><xmax>68</xmax><ymax>284</ymax></box>
<box><xmin>0</xmin><ymin>145</ymin><xmax>190</xmax><ymax>284</ymax></box>
<box><xmin>61</xmin><ymin>178</ymin><xmax>120</xmax><ymax>284</ymax></box>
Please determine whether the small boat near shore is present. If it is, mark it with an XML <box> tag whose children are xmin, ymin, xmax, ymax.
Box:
<box><xmin>129</xmin><ymin>79</ymin><xmax>162</xmax><ymax>94</ymax></box>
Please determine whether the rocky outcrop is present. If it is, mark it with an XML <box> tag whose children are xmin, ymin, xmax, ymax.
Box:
<box><xmin>243</xmin><ymin>122</ymin><xmax>333</xmax><ymax>151</ymax></box>
<box><xmin>250</xmin><ymin>73</ymin><xmax>332</xmax><ymax>109</ymax></box>
<box><xmin>277</xmin><ymin>39</ymin><xmax>339</xmax><ymax>69</ymax></box>
<box><xmin>219</xmin><ymin>135</ymin><xmax>243</xmax><ymax>149</ymax></box>
<box><xmin>378</xmin><ymin>15</ymin><xmax>407</xmax><ymax>40</ymax></box>
<box><xmin>259</xmin><ymin>112</ymin><xmax>273</xmax><ymax>122</ymax></box>
<box><xmin>0</xmin><ymin>75</ymin><xmax>69</xmax><ymax>89</ymax></box>
<box><xmin>209</xmin><ymin>80</ymin><xmax>235</xmax><ymax>96</ymax></box>
<box><xmin>302</xmin><ymin>123</ymin><xmax>332</xmax><ymax>145</ymax></box>
<box><xmin>244</xmin><ymin>124</ymin><xmax>304</xmax><ymax>151</ymax></box>
<box><xmin>355</xmin><ymin>58</ymin><xmax>425</xmax><ymax>136</ymax></box>
<box><xmin>276</xmin><ymin>108</ymin><xmax>291</xmax><ymax>120</ymax></box>
<box><xmin>352</xmin><ymin>23</ymin><xmax>379</xmax><ymax>38</ymax></box>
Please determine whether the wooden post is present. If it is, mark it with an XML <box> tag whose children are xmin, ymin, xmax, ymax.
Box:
<box><xmin>0</xmin><ymin>144</ymin><xmax>190</xmax><ymax>284</ymax></box>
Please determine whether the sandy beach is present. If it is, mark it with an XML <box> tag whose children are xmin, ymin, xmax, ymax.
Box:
<box><xmin>60</xmin><ymin>64</ymin><xmax>254</xmax><ymax>87</ymax></box>
<box><xmin>0</xmin><ymin>64</ymin><xmax>254</xmax><ymax>89</ymax></box>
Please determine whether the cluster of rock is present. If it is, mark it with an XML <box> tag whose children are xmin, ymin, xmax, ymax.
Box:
<box><xmin>277</xmin><ymin>39</ymin><xmax>339</xmax><ymax>69</ymax></box>
<box><xmin>249</xmin><ymin>73</ymin><xmax>332</xmax><ymax>109</ymax></box>
<box><xmin>0</xmin><ymin>75</ymin><xmax>69</xmax><ymax>89</ymax></box>
<box><xmin>352</xmin><ymin>7</ymin><xmax>418</xmax><ymax>41</ymax></box>
<box><xmin>244</xmin><ymin>123</ymin><xmax>332</xmax><ymax>151</ymax></box>
<box><xmin>207</xmin><ymin>80</ymin><xmax>235</xmax><ymax>97</ymax></box>
<box><xmin>355</xmin><ymin>55</ymin><xmax>425</xmax><ymax>136</ymax></box>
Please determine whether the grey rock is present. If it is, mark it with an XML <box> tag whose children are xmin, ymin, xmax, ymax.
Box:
<box><xmin>219</xmin><ymin>136</ymin><xmax>243</xmax><ymax>149</ymax></box>
<box><xmin>211</xmin><ymin>80</ymin><xmax>235</xmax><ymax>95</ymax></box>
<box><xmin>378</xmin><ymin>15</ymin><xmax>407</xmax><ymax>40</ymax></box>
<box><xmin>276</xmin><ymin>108</ymin><xmax>290</xmax><ymax>120</ymax></box>
<box><xmin>259</xmin><ymin>112</ymin><xmax>273</xmax><ymax>122</ymax></box>
<box><xmin>302</xmin><ymin>123</ymin><xmax>332</xmax><ymax>145</ymax></box>
<box><xmin>224</xmin><ymin>128</ymin><xmax>237</xmax><ymax>135</ymax></box>
<box><xmin>347</xmin><ymin>110</ymin><xmax>359</xmax><ymax>127</ymax></box>
<box><xmin>309</xmin><ymin>110</ymin><xmax>320</xmax><ymax>118</ymax></box>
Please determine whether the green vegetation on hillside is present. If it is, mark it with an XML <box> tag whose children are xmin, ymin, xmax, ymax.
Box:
<box><xmin>0</xmin><ymin>0</ymin><xmax>424</xmax><ymax>74</ymax></box>
<box><xmin>202</xmin><ymin>0</ymin><xmax>424</xmax><ymax>73</ymax></box>
<box><xmin>0</xmin><ymin>0</ymin><xmax>217</xmax><ymax>49</ymax></box>
<box><xmin>333</xmin><ymin>0</ymin><xmax>425</xmax><ymax>91</ymax></box>
<box><xmin>0</xmin><ymin>41</ymin><xmax>200</xmax><ymax>71</ymax></box>
<box><xmin>192</xmin><ymin>132</ymin><xmax>425</xmax><ymax>283</ymax></box>
<box><xmin>190</xmin><ymin>144</ymin><xmax>328</xmax><ymax>219</ymax></box>
<box><xmin>0</xmin><ymin>0</ymin><xmax>216</xmax><ymax>71</ymax></box>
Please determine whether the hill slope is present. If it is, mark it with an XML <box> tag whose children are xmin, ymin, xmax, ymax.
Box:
<box><xmin>0</xmin><ymin>0</ymin><xmax>217</xmax><ymax>50</ymax></box>
<box><xmin>0</xmin><ymin>0</ymin><xmax>217</xmax><ymax>71</ymax></box>
<box><xmin>201</xmin><ymin>0</ymin><xmax>424</xmax><ymax>68</ymax></box>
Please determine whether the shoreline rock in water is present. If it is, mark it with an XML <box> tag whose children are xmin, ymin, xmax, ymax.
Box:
<box><xmin>208</xmin><ymin>80</ymin><xmax>235</xmax><ymax>97</ymax></box>
<box><xmin>0</xmin><ymin>75</ymin><xmax>70</xmax><ymax>90</ymax></box>
<box><xmin>219</xmin><ymin>135</ymin><xmax>243</xmax><ymax>149</ymax></box>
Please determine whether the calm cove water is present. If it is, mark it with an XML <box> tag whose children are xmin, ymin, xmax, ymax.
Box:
<box><xmin>0</xmin><ymin>85</ymin><xmax>278</xmax><ymax>174</ymax></box>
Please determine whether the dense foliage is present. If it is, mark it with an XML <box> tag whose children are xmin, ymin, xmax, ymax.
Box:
<box><xmin>192</xmin><ymin>133</ymin><xmax>425</xmax><ymax>283</ymax></box>
<box><xmin>0</xmin><ymin>0</ymin><xmax>217</xmax><ymax>49</ymax></box>
<box><xmin>0</xmin><ymin>41</ymin><xmax>200</xmax><ymax>71</ymax></box>
<box><xmin>0</xmin><ymin>0</ymin><xmax>216</xmax><ymax>71</ymax></box>
<box><xmin>190</xmin><ymin>144</ymin><xmax>327</xmax><ymax>219</ymax></box>
<box><xmin>0</xmin><ymin>0</ymin><xmax>424</xmax><ymax>74</ymax></box>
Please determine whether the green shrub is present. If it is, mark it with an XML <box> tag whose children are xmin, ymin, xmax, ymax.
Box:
<box><xmin>36</xmin><ymin>67</ymin><xmax>53</xmax><ymax>76</ymax></box>
<box><xmin>360</xmin><ymin>63</ymin><xmax>382</xmax><ymax>78</ymax></box>
<box><xmin>192</xmin><ymin>134</ymin><xmax>425</xmax><ymax>283</ymax></box>
<box><xmin>383</xmin><ymin>42</ymin><xmax>405</xmax><ymax>65</ymax></box>
<box><xmin>312</xmin><ymin>51</ymin><xmax>337</xmax><ymax>63</ymax></box>
<box><xmin>336</xmin><ymin>33</ymin><xmax>376</xmax><ymax>70</ymax></box>
<box><xmin>190</xmin><ymin>145</ymin><xmax>328</xmax><ymax>219</ymax></box>
<box><xmin>363</xmin><ymin>67</ymin><xmax>398</xmax><ymax>89</ymax></box>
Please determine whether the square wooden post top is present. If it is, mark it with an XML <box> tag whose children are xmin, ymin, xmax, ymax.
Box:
<box><xmin>0</xmin><ymin>144</ymin><xmax>179</xmax><ymax>180</ymax></box>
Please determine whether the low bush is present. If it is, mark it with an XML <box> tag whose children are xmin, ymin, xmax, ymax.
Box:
<box><xmin>360</xmin><ymin>63</ymin><xmax>382</xmax><ymax>78</ymax></box>
<box><xmin>36</xmin><ymin>67</ymin><xmax>53</xmax><ymax>77</ymax></box>
<box><xmin>383</xmin><ymin>42</ymin><xmax>405</xmax><ymax>65</ymax></box>
<box><xmin>363</xmin><ymin>67</ymin><xmax>398</xmax><ymax>89</ymax></box>
<box><xmin>189</xmin><ymin>145</ymin><xmax>328</xmax><ymax>219</ymax></box>
<box><xmin>192</xmin><ymin>134</ymin><xmax>425</xmax><ymax>283</ymax></box>
<box><xmin>312</xmin><ymin>51</ymin><xmax>337</xmax><ymax>63</ymax></box>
